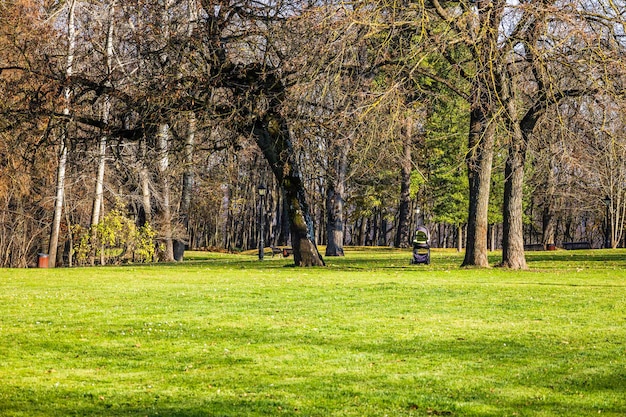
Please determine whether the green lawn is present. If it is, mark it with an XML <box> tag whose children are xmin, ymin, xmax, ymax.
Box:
<box><xmin>1</xmin><ymin>248</ymin><xmax>624</xmax><ymax>416</ymax></box>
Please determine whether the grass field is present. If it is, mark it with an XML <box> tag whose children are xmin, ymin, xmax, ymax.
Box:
<box><xmin>0</xmin><ymin>248</ymin><xmax>624</xmax><ymax>416</ymax></box>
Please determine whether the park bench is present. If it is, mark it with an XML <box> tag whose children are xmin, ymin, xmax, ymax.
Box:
<box><xmin>562</xmin><ymin>241</ymin><xmax>592</xmax><ymax>250</ymax></box>
<box><xmin>270</xmin><ymin>246</ymin><xmax>294</xmax><ymax>257</ymax></box>
<box><xmin>523</xmin><ymin>243</ymin><xmax>544</xmax><ymax>251</ymax></box>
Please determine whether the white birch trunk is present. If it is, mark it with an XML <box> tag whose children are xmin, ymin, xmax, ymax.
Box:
<box><xmin>49</xmin><ymin>0</ymin><xmax>77</xmax><ymax>268</ymax></box>
<box><xmin>91</xmin><ymin>2</ymin><xmax>115</xmax><ymax>227</ymax></box>
<box><xmin>158</xmin><ymin>124</ymin><xmax>174</xmax><ymax>261</ymax></box>
<box><xmin>139</xmin><ymin>139</ymin><xmax>152</xmax><ymax>225</ymax></box>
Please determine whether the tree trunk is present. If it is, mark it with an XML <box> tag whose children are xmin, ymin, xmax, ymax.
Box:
<box><xmin>252</xmin><ymin>111</ymin><xmax>324</xmax><ymax>266</ymax></box>
<box><xmin>89</xmin><ymin>3</ymin><xmax>115</xmax><ymax>266</ymax></box>
<box><xmin>157</xmin><ymin>123</ymin><xmax>174</xmax><ymax>262</ymax></box>
<box><xmin>325</xmin><ymin>144</ymin><xmax>347</xmax><ymax>257</ymax></box>
<box><xmin>501</xmin><ymin>138</ymin><xmax>528</xmax><ymax>269</ymax></box>
<box><xmin>174</xmin><ymin>112</ymin><xmax>196</xmax><ymax>261</ymax></box>
<box><xmin>91</xmin><ymin>123</ymin><xmax>107</xmax><ymax>228</ymax></box>
<box><xmin>395</xmin><ymin>119</ymin><xmax>413</xmax><ymax>248</ymax></box>
<box><xmin>542</xmin><ymin>157</ymin><xmax>557</xmax><ymax>248</ymax></box>
<box><xmin>49</xmin><ymin>0</ymin><xmax>77</xmax><ymax>268</ymax></box>
<box><xmin>49</xmin><ymin>139</ymin><xmax>68</xmax><ymax>268</ymax></box>
<box><xmin>462</xmin><ymin>102</ymin><xmax>495</xmax><ymax>267</ymax></box>
<box><xmin>138</xmin><ymin>137</ymin><xmax>152</xmax><ymax>227</ymax></box>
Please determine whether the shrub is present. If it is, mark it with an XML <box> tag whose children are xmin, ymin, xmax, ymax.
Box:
<box><xmin>72</xmin><ymin>208</ymin><xmax>156</xmax><ymax>266</ymax></box>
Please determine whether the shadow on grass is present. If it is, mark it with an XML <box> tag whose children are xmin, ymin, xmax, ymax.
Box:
<box><xmin>3</xmin><ymin>327</ymin><xmax>624</xmax><ymax>417</ymax></box>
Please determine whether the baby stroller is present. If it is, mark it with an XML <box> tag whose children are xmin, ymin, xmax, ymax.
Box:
<box><xmin>411</xmin><ymin>226</ymin><xmax>431</xmax><ymax>265</ymax></box>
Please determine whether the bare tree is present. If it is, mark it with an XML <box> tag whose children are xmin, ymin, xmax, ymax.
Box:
<box><xmin>48</xmin><ymin>0</ymin><xmax>78</xmax><ymax>268</ymax></box>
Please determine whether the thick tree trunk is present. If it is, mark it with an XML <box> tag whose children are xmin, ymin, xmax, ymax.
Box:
<box><xmin>501</xmin><ymin>139</ymin><xmax>528</xmax><ymax>269</ymax></box>
<box><xmin>462</xmin><ymin>104</ymin><xmax>495</xmax><ymax>267</ymax></box>
<box><xmin>252</xmin><ymin>112</ymin><xmax>324</xmax><ymax>266</ymax></box>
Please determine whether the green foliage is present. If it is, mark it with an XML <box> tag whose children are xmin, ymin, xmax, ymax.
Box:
<box><xmin>410</xmin><ymin>170</ymin><xmax>425</xmax><ymax>199</ymax></box>
<box><xmin>489</xmin><ymin>155</ymin><xmax>505</xmax><ymax>225</ymax></box>
<box><xmin>134</xmin><ymin>223</ymin><xmax>157</xmax><ymax>263</ymax></box>
<box><xmin>349</xmin><ymin>169</ymin><xmax>399</xmax><ymax>220</ymax></box>
<box><xmin>424</xmin><ymin>94</ymin><xmax>470</xmax><ymax>225</ymax></box>
<box><xmin>0</xmin><ymin>249</ymin><xmax>625</xmax><ymax>416</ymax></box>
<box><xmin>71</xmin><ymin>208</ymin><xmax>156</xmax><ymax>266</ymax></box>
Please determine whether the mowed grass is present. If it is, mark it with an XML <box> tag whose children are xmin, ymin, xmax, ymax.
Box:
<box><xmin>0</xmin><ymin>248</ymin><xmax>624</xmax><ymax>417</ymax></box>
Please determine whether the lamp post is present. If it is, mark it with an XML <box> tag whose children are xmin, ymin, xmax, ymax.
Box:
<box><xmin>258</xmin><ymin>184</ymin><xmax>267</xmax><ymax>260</ymax></box>
<box><xmin>603</xmin><ymin>195</ymin><xmax>611</xmax><ymax>249</ymax></box>
<box><xmin>416</xmin><ymin>207</ymin><xmax>423</xmax><ymax>227</ymax></box>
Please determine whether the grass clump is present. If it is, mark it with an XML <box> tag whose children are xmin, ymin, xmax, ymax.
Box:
<box><xmin>0</xmin><ymin>249</ymin><xmax>624</xmax><ymax>416</ymax></box>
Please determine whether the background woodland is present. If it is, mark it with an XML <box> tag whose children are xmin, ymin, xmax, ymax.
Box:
<box><xmin>1</xmin><ymin>0</ymin><xmax>626</xmax><ymax>268</ymax></box>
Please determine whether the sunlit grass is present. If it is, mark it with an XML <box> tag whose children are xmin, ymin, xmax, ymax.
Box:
<box><xmin>1</xmin><ymin>248</ymin><xmax>625</xmax><ymax>416</ymax></box>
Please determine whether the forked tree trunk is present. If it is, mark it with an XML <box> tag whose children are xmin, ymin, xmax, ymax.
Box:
<box><xmin>501</xmin><ymin>64</ymin><xmax>545</xmax><ymax>268</ymax></box>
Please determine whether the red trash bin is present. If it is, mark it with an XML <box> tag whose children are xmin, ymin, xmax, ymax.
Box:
<box><xmin>38</xmin><ymin>253</ymin><xmax>49</xmax><ymax>268</ymax></box>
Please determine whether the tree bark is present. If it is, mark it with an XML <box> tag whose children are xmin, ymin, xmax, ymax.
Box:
<box><xmin>49</xmin><ymin>0</ymin><xmax>77</xmax><ymax>268</ymax></box>
<box><xmin>89</xmin><ymin>2</ymin><xmax>115</xmax><ymax>266</ymax></box>
<box><xmin>500</xmin><ymin>72</ymin><xmax>529</xmax><ymax>269</ymax></box>
<box><xmin>395</xmin><ymin>119</ymin><xmax>413</xmax><ymax>248</ymax></box>
<box><xmin>252</xmin><ymin>111</ymin><xmax>324</xmax><ymax>266</ymax></box>
<box><xmin>501</xmin><ymin>138</ymin><xmax>528</xmax><ymax>269</ymax></box>
<box><xmin>541</xmin><ymin>155</ymin><xmax>557</xmax><ymax>248</ymax></box>
<box><xmin>49</xmin><ymin>139</ymin><xmax>68</xmax><ymax>268</ymax></box>
<box><xmin>174</xmin><ymin>112</ymin><xmax>196</xmax><ymax>261</ymax></box>
<box><xmin>325</xmin><ymin>144</ymin><xmax>347</xmax><ymax>257</ymax></box>
<box><xmin>462</xmin><ymin>102</ymin><xmax>495</xmax><ymax>267</ymax></box>
<box><xmin>157</xmin><ymin>123</ymin><xmax>174</xmax><ymax>262</ymax></box>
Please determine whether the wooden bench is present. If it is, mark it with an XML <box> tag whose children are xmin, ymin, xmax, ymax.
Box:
<box><xmin>562</xmin><ymin>241</ymin><xmax>592</xmax><ymax>250</ymax></box>
<box><xmin>524</xmin><ymin>243</ymin><xmax>544</xmax><ymax>251</ymax></box>
<box><xmin>270</xmin><ymin>246</ymin><xmax>294</xmax><ymax>257</ymax></box>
